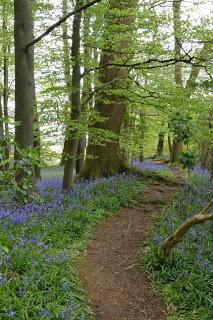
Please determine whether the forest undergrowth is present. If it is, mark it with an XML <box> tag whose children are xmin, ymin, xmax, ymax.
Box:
<box><xmin>143</xmin><ymin>168</ymin><xmax>213</xmax><ymax>320</ymax></box>
<box><xmin>0</xmin><ymin>172</ymin><xmax>145</xmax><ymax>319</ymax></box>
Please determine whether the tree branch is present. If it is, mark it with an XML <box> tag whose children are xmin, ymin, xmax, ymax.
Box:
<box><xmin>163</xmin><ymin>200</ymin><xmax>213</xmax><ymax>256</ymax></box>
<box><xmin>81</xmin><ymin>55</ymin><xmax>208</xmax><ymax>77</ymax></box>
<box><xmin>26</xmin><ymin>0</ymin><xmax>102</xmax><ymax>49</ymax></box>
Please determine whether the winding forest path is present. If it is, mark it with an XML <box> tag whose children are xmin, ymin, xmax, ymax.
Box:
<box><xmin>77</xmin><ymin>170</ymin><xmax>184</xmax><ymax>320</ymax></box>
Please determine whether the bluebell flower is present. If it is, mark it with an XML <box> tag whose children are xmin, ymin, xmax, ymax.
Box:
<box><xmin>62</xmin><ymin>283</ymin><xmax>70</xmax><ymax>290</ymax></box>
<box><xmin>8</xmin><ymin>310</ymin><xmax>14</xmax><ymax>318</ymax></box>
<box><xmin>17</xmin><ymin>291</ymin><xmax>25</xmax><ymax>297</ymax></box>
<box><xmin>200</xmin><ymin>259</ymin><xmax>209</xmax><ymax>268</ymax></box>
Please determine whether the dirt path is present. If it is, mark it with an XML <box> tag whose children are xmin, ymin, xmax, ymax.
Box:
<box><xmin>77</xmin><ymin>173</ymin><xmax>184</xmax><ymax>320</ymax></box>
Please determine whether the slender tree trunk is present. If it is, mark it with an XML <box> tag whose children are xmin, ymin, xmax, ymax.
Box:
<box><xmin>171</xmin><ymin>0</ymin><xmax>183</xmax><ymax>163</ymax></box>
<box><xmin>63</xmin><ymin>0</ymin><xmax>83</xmax><ymax>189</ymax></box>
<box><xmin>171</xmin><ymin>1</ymin><xmax>211</xmax><ymax>164</ymax></box>
<box><xmin>168</xmin><ymin>134</ymin><xmax>172</xmax><ymax>160</ymax></box>
<box><xmin>3</xmin><ymin>46</ymin><xmax>10</xmax><ymax>170</ymax></box>
<box><xmin>76</xmin><ymin>11</ymin><xmax>92</xmax><ymax>174</ymax></box>
<box><xmin>155</xmin><ymin>132</ymin><xmax>165</xmax><ymax>158</ymax></box>
<box><xmin>2</xmin><ymin>2</ymin><xmax>10</xmax><ymax>170</ymax></box>
<box><xmin>82</xmin><ymin>0</ymin><xmax>137</xmax><ymax>178</ymax></box>
<box><xmin>139</xmin><ymin>112</ymin><xmax>145</xmax><ymax>161</ymax></box>
<box><xmin>14</xmin><ymin>0</ymin><xmax>34</xmax><ymax>187</ymax></box>
<box><xmin>173</xmin><ymin>0</ymin><xmax>183</xmax><ymax>87</ymax></box>
<box><xmin>34</xmin><ymin>100</ymin><xmax>41</xmax><ymax>180</ymax></box>
<box><xmin>60</xmin><ymin>0</ymin><xmax>72</xmax><ymax>167</ymax></box>
<box><xmin>0</xmin><ymin>94</ymin><xmax>5</xmax><ymax>172</ymax></box>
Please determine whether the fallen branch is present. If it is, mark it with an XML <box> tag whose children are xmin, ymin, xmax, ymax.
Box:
<box><xmin>163</xmin><ymin>200</ymin><xmax>213</xmax><ymax>256</ymax></box>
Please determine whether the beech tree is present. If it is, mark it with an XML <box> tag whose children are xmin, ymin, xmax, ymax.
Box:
<box><xmin>62</xmin><ymin>0</ymin><xmax>83</xmax><ymax>189</ymax></box>
<box><xmin>82</xmin><ymin>0</ymin><xmax>138</xmax><ymax>178</ymax></box>
<box><xmin>14</xmin><ymin>0</ymin><xmax>35</xmax><ymax>186</ymax></box>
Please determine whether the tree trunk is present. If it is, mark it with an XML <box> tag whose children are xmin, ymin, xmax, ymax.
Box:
<box><xmin>0</xmin><ymin>94</ymin><xmax>5</xmax><ymax>172</ymax></box>
<box><xmin>63</xmin><ymin>0</ymin><xmax>82</xmax><ymax>189</ymax></box>
<box><xmin>60</xmin><ymin>0</ymin><xmax>72</xmax><ymax>167</ymax></box>
<box><xmin>168</xmin><ymin>133</ymin><xmax>172</xmax><ymax>160</ymax></box>
<box><xmin>14</xmin><ymin>0</ymin><xmax>34</xmax><ymax>187</ymax></box>
<box><xmin>171</xmin><ymin>0</ymin><xmax>183</xmax><ymax>162</ymax></box>
<box><xmin>34</xmin><ymin>100</ymin><xmax>41</xmax><ymax>180</ymax></box>
<box><xmin>82</xmin><ymin>0</ymin><xmax>137</xmax><ymax>178</ymax></box>
<box><xmin>171</xmin><ymin>140</ymin><xmax>183</xmax><ymax>163</ymax></box>
<box><xmin>173</xmin><ymin>0</ymin><xmax>183</xmax><ymax>87</ymax></box>
<box><xmin>76</xmin><ymin>11</ymin><xmax>93</xmax><ymax>174</ymax></box>
<box><xmin>155</xmin><ymin>132</ymin><xmax>165</xmax><ymax>158</ymax></box>
<box><xmin>2</xmin><ymin>2</ymin><xmax>10</xmax><ymax>170</ymax></box>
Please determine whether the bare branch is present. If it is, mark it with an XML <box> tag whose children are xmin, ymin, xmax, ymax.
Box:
<box><xmin>26</xmin><ymin>0</ymin><xmax>102</xmax><ymax>49</ymax></box>
<box><xmin>163</xmin><ymin>200</ymin><xmax>213</xmax><ymax>256</ymax></box>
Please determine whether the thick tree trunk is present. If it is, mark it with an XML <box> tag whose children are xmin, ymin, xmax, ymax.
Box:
<box><xmin>171</xmin><ymin>140</ymin><xmax>183</xmax><ymax>163</ymax></box>
<box><xmin>82</xmin><ymin>0</ymin><xmax>137</xmax><ymax>178</ymax></box>
<box><xmin>63</xmin><ymin>0</ymin><xmax>82</xmax><ymax>189</ymax></box>
<box><xmin>14</xmin><ymin>0</ymin><xmax>34</xmax><ymax>187</ymax></box>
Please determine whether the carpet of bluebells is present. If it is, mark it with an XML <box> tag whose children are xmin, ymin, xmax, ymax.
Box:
<box><xmin>143</xmin><ymin>166</ymin><xmax>213</xmax><ymax>320</ymax></box>
<box><xmin>132</xmin><ymin>159</ymin><xmax>170</xmax><ymax>171</ymax></box>
<box><xmin>0</xmin><ymin>173</ymin><xmax>145</xmax><ymax>319</ymax></box>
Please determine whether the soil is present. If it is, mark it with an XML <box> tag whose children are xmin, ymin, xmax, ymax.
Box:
<box><xmin>76</xmin><ymin>171</ymin><xmax>184</xmax><ymax>320</ymax></box>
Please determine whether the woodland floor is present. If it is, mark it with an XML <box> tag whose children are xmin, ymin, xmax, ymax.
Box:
<box><xmin>76</xmin><ymin>170</ymin><xmax>184</xmax><ymax>320</ymax></box>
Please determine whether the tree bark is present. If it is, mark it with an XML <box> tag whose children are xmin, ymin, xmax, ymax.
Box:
<box><xmin>0</xmin><ymin>94</ymin><xmax>5</xmax><ymax>172</ymax></box>
<box><xmin>60</xmin><ymin>0</ymin><xmax>72</xmax><ymax>167</ymax></box>
<box><xmin>2</xmin><ymin>2</ymin><xmax>10</xmax><ymax>170</ymax></box>
<box><xmin>34</xmin><ymin>100</ymin><xmax>41</xmax><ymax>180</ymax></box>
<box><xmin>63</xmin><ymin>0</ymin><xmax>83</xmax><ymax>189</ymax></box>
<box><xmin>155</xmin><ymin>132</ymin><xmax>165</xmax><ymax>158</ymax></box>
<box><xmin>168</xmin><ymin>134</ymin><xmax>172</xmax><ymax>160</ymax></box>
<box><xmin>76</xmin><ymin>11</ymin><xmax>93</xmax><ymax>174</ymax></box>
<box><xmin>173</xmin><ymin>0</ymin><xmax>183</xmax><ymax>88</ymax></box>
<box><xmin>14</xmin><ymin>0</ymin><xmax>34</xmax><ymax>187</ymax></box>
<box><xmin>82</xmin><ymin>0</ymin><xmax>137</xmax><ymax>178</ymax></box>
<box><xmin>171</xmin><ymin>0</ymin><xmax>183</xmax><ymax>163</ymax></box>
<box><xmin>163</xmin><ymin>200</ymin><xmax>213</xmax><ymax>256</ymax></box>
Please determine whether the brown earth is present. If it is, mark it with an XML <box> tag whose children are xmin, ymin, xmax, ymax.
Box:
<box><xmin>77</xmin><ymin>172</ymin><xmax>184</xmax><ymax>320</ymax></box>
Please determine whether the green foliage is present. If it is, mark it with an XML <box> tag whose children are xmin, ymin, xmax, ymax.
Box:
<box><xmin>169</xmin><ymin>114</ymin><xmax>194</xmax><ymax>144</ymax></box>
<box><xmin>179</xmin><ymin>151</ymin><xmax>197</xmax><ymax>170</ymax></box>
<box><xmin>0</xmin><ymin>146</ymin><xmax>39</xmax><ymax>202</ymax></box>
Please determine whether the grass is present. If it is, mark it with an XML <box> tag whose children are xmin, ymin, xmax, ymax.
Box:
<box><xmin>0</xmin><ymin>173</ymin><xmax>145</xmax><ymax>319</ymax></box>
<box><xmin>142</xmin><ymin>175</ymin><xmax>213</xmax><ymax>320</ymax></box>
